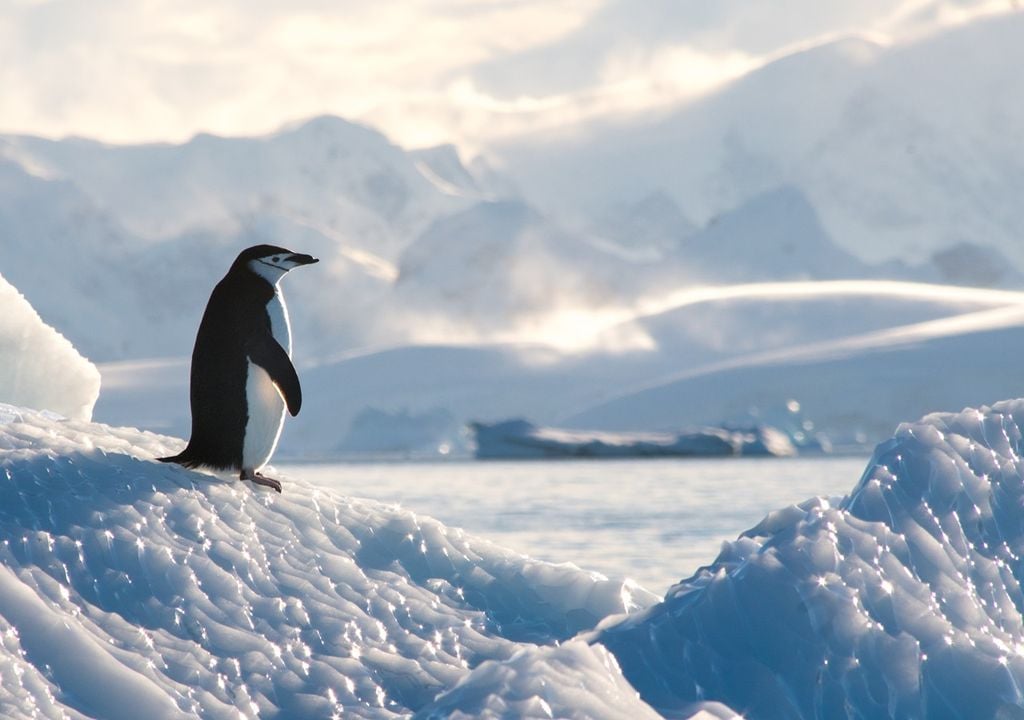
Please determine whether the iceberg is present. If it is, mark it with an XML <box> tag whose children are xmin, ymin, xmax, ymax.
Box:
<box><xmin>0</xmin><ymin>406</ymin><xmax>656</xmax><ymax>719</ymax></box>
<box><xmin>0</xmin><ymin>273</ymin><xmax>100</xmax><ymax>421</ymax></box>
<box><xmin>594</xmin><ymin>399</ymin><xmax>1024</xmax><ymax>719</ymax></box>
<box><xmin>470</xmin><ymin>419</ymin><xmax>796</xmax><ymax>459</ymax></box>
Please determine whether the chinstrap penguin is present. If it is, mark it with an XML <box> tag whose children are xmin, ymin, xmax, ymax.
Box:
<box><xmin>159</xmin><ymin>244</ymin><xmax>318</xmax><ymax>492</ymax></box>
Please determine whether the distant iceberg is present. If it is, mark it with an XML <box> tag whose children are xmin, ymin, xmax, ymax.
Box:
<box><xmin>470</xmin><ymin>419</ymin><xmax>796</xmax><ymax>459</ymax></box>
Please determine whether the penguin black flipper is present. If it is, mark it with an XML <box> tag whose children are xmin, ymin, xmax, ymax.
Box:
<box><xmin>246</xmin><ymin>335</ymin><xmax>303</xmax><ymax>416</ymax></box>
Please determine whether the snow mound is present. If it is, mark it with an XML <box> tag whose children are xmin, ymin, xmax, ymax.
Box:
<box><xmin>416</xmin><ymin>641</ymin><xmax>666</xmax><ymax>720</ymax></box>
<box><xmin>0</xmin><ymin>274</ymin><xmax>100</xmax><ymax>420</ymax></box>
<box><xmin>470</xmin><ymin>420</ymin><xmax>795</xmax><ymax>459</ymax></box>
<box><xmin>595</xmin><ymin>398</ymin><xmax>1024</xmax><ymax>719</ymax></box>
<box><xmin>0</xmin><ymin>407</ymin><xmax>656</xmax><ymax>719</ymax></box>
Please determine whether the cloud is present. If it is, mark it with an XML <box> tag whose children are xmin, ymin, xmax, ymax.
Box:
<box><xmin>0</xmin><ymin>0</ymin><xmax>1014</xmax><ymax>149</ymax></box>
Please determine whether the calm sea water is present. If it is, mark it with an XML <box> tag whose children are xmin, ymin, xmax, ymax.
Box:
<box><xmin>279</xmin><ymin>456</ymin><xmax>870</xmax><ymax>596</ymax></box>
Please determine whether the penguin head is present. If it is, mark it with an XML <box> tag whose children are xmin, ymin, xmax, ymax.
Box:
<box><xmin>235</xmin><ymin>244</ymin><xmax>319</xmax><ymax>284</ymax></box>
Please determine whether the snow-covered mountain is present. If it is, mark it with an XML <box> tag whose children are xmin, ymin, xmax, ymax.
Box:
<box><xmin>2</xmin><ymin>116</ymin><xmax>466</xmax><ymax>250</ymax></box>
<box><xmin>0</xmin><ymin>117</ymin><xmax>479</xmax><ymax>361</ymax></box>
<box><xmin>665</xmin><ymin>186</ymin><xmax>871</xmax><ymax>283</ymax></box>
<box><xmin>395</xmin><ymin>199</ymin><xmax>658</xmax><ymax>326</ymax></box>
<box><xmin>6</xmin><ymin>15</ymin><xmax>1023</xmax><ymax>370</ymax></box>
<box><xmin>491</xmin><ymin>13</ymin><xmax>1024</xmax><ymax>272</ymax></box>
<box><xmin>9</xmin><ymin>11</ymin><xmax>1023</xmax><ymax>365</ymax></box>
<box><xmin>0</xmin><ymin>118</ymin><xmax>669</xmax><ymax>362</ymax></box>
<box><xmin>564</xmin><ymin>292</ymin><xmax>1024</xmax><ymax>443</ymax></box>
<box><xmin>268</xmin><ymin>282</ymin><xmax>1024</xmax><ymax>457</ymax></box>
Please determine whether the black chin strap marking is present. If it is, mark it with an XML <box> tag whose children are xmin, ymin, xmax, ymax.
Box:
<box><xmin>256</xmin><ymin>258</ymin><xmax>286</xmax><ymax>272</ymax></box>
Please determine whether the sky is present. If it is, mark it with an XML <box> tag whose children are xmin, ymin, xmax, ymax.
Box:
<box><xmin>0</xmin><ymin>0</ymin><xmax>1015</xmax><ymax>151</ymax></box>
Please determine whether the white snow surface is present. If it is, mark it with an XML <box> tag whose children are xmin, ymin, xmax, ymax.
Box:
<box><xmin>0</xmin><ymin>405</ymin><xmax>660</xmax><ymax>719</ymax></box>
<box><xmin>416</xmin><ymin>641</ymin><xmax>665</xmax><ymax>720</ymax></box>
<box><xmin>595</xmin><ymin>398</ymin><xmax>1024</xmax><ymax>719</ymax></box>
<box><xmin>0</xmin><ymin>274</ymin><xmax>100</xmax><ymax>421</ymax></box>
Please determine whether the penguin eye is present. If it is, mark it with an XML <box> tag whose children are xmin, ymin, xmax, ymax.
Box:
<box><xmin>272</xmin><ymin>256</ymin><xmax>281</xmax><ymax>263</ymax></box>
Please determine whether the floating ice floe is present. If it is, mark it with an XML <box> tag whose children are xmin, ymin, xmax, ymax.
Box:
<box><xmin>470</xmin><ymin>419</ymin><xmax>796</xmax><ymax>460</ymax></box>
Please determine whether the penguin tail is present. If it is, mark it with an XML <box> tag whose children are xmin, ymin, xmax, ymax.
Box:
<box><xmin>158</xmin><ymin>447</ymin><xmax>202</xmax><ymax>468</ymax></box>
<box><xmin>158</xmin><ymin>444</ymin><xmax>238</xmax><ymax>472</ymax></box>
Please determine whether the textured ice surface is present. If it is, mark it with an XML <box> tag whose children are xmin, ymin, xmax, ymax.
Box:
<box><xmin>416</xmin><ymin>641</ymin><xmax>664</xmax><ymax>719</ymax></box>
<box><xmin>596</xmin><ymin>398</ymin><xmax>1024</xmax><ymax>719</ymax></box>
<box><xmin>13</xmin><ymin>398</ymin><xmax>1024</xmax><ymax>719</ymax></box>
<box><xmin>0</xmin><ymin>274</ymin><xmax>100</xmax><ymax>420</ymax></box>
<box><xmin>0</xmin><ymin>406</ymin><xmax>657</xmax><ymax>719</ymax></box>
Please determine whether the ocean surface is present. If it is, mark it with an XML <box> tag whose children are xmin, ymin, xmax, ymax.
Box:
<box><xmin>280</xmin><ymin>455</ymin><xmax>869</xmax><ymax>596</ymax></box>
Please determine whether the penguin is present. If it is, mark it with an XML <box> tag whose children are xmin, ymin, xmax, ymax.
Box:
<box><xmin>160</xmin><ymin>244</ymin><xmax>319</xmax><ymax>492</ymax></box>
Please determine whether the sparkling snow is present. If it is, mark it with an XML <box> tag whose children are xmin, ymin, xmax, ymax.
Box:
<box><xmin>0</xmin><ymin>274</ymin><xmax>100</xmax><ymax>421</ymax></box>
<box><xmin>0</xmin><ymin>406</ymin><xmax>656</xmax><ymax>719</ymax></box>
<box><xmin>595</xmin><ymin>398</ymin><xmax>1024</xmax><ymax>719</ymax></box>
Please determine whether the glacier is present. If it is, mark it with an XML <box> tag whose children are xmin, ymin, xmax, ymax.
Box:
<box><xmin>8</xmin><ymin>386</ymin><xmax>1024</xmax><ymax>716</ymax></box>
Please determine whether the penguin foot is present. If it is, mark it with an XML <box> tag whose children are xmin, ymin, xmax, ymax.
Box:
<box><xmin>240</xmin><ymin>469</ymin><xmax>282</xmax><ymax>493</ymax></box>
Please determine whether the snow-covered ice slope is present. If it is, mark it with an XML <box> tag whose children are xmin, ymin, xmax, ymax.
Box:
<box><xmin>0</xmin><ymin>406</ymin><xmax>658</xmax><ymax>719</ymax></box>
<box><xmin>596</xmin><ymin>398</ymin><xmax>1024</xmax><ymax>719</ymax></box>
<box><xmin>0</xmin><ymin>274</ymin><xmax>100</xmax><ymax>421</ymax></box>
<box><xmin>417</xmin><ymin>642</ymin><xmax>666</xmax><ymax>720</ymax></box>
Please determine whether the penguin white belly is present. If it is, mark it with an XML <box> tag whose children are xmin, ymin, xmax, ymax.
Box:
<box><xmin>242</xmin><ymin>290</ymin><xmax>291</xmax><ymax>471</ymax></box>
<box><xmin>267</xmin><ymin>287</ymin><xmax>292</xmax><ymax>354</ymax></box>
<box><xmin>242</xmin><ymin>362</ymin><xmax>286</xmax><ymax>471</ymax></box>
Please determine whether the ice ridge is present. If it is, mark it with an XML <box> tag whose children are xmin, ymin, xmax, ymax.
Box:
<box><xmin>596</xmin><ymin>399</ymin><xmax>1024</xmax><ymax>719</ymax></box>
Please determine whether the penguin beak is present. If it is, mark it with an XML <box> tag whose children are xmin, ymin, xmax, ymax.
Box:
<box><xmin>287</xmin><ymin>253</ymin><xmax>319</xmax><ymax>267</ymax></box>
